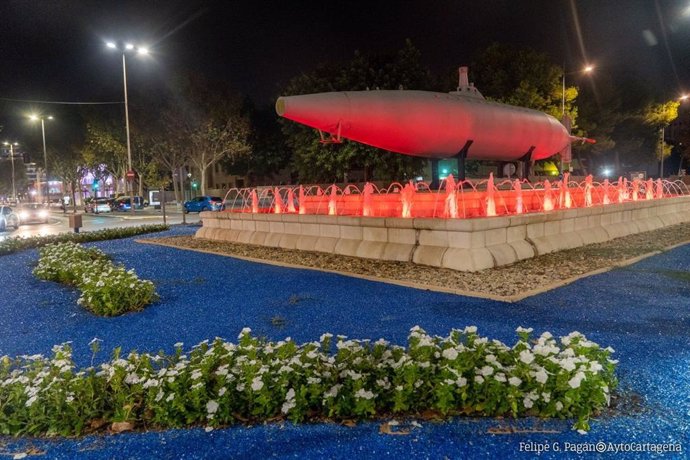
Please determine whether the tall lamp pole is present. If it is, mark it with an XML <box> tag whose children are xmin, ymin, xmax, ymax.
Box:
<box><xmin>106</xmin><ymin>41</ymin><xmax>149</xmax><ymax>213</ymax></box>
<box><xmin>29</xmin><ymin>114</ymin><xmax>53</xmax><ymax>203</ymax></box>
<box><xmin>3</xmin><ymin>142</ymin><xmax>18</xmax><ymax>202</ymax></box>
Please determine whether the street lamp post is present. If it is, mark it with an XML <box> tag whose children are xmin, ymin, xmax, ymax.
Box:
<box><xmin>3</xmin><ymin>142</ymin><xmax>18</xmax><ymax>202</ymax></box>
<box><xmin>659</xmin><ymin>94</ymin><xmax>688</xmax><ymax>179</ymax></box>
<box><xmin>560</xmin><ymin>64</ymin><xmax>594</xmax><ymax>173</ymax></box>
<box><xmin>106</xmin><ymin>41</ymin><xmax>149</xmax><ymax>214</ymax></box>
<box><xmin>29</xmin><ymin>114</ymin><xmax>53</xmax><ymax>203</ymax></box>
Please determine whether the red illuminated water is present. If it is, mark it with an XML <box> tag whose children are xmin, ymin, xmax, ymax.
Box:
<box><xmin>221</xmin><ymin>175</ymin><xmax>689</xmax><ymax>219</ymax></box>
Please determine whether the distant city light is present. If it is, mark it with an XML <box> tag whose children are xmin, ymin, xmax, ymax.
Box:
<box><xmin>125</xmin><ymin>43</ymin><xmax>134</xmax><ymax>50</ymax></box>
<box><xmin>29</xmin><ymin>114</ymin><xmax>38</xmax><ymax>121</ymax></box>
<box><xmin>106</xmin><ymin>42</ymin><xmax>117</xmax><ymax>49</ymax></box>
<box><xmin>602</xmin><ymin>168</ymin><xmax>611</xmax><ymax>177</ymax></box>
<box><xmin>137</xmin><ymin>47</ymin><xmax>149</xmax><ymax>55</ymax></box>
<box><xmin>583</xmin><ymin>65</ymin><xmax>594</xmax><ymax>73</ymax></box>
<box><xmin>442</xmin><ymin>168</ymin><xmax>448</xmax><ymax>174</ymax></box>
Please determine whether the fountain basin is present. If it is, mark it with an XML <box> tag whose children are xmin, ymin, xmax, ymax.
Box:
<box><xmin>195</xmin><ymin>195</ymin><xmax>690</xmax><ymax>271</ymax></box>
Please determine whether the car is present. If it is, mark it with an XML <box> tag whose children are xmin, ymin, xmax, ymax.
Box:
<box><xmin>114</xmin><ymin>196</ymin><xmax>147</xmax><ymax>211</ymax></box>
<box><xmin>85</xmin><ymin>198</ymin><xmax>113</xmax><ymax>214</ymax></box>
<box><xmin>0</xmin><ymin>206</ymin><xmax>19</xmax><ymax>231</ymax></box>
<box><xmin>17</xmin><ymin>203</ymin><xmax>50</xmax><ymax>224</ymax></box>
<box><xmin>183</xmin><ymin>196</ymin><xmax>224</xmax><ymax>213</ymax></box>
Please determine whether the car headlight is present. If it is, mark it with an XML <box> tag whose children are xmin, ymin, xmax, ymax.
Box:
<box><xmin>18</xmin><ymin>211</ymin><xmax>29</xmax><ymax>219</ymax></box>
<box><xmin>38</xmin><ymin>210</ymin><xmax>49</xmax><ymax>218</ymax></box>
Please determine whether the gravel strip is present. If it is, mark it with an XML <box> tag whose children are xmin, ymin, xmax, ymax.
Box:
<box><xmin>141</xmin><ymin>224</ymin><xmax>690</xmax><ymax>299</ymax></box>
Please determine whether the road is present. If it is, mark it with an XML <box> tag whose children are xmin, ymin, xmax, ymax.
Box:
<box><xmin>0</xmin><ymin>207</ymin><xmax>201</xmax><ymax>241</ymax></box>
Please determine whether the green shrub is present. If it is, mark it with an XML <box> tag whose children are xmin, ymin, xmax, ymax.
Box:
<box><xmin>0</xmin><ymin>327</ymin><xmax>617</xmax><ymax>437</ymax></box>
<box><xmin>33</xmin><ymin>242</ymin><xmax>158</xmax><ymax>316</ymax></box>
<box><xmin>0</xmin><ymin>224</ymin><xmax>170</xmax><ymax>257</ymax></box>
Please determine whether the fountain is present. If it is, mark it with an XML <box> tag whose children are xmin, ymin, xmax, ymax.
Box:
<box><xmin>198</xmin><ymin>175</ymin><xmax>690</xmax><ymax>272</ymax></box>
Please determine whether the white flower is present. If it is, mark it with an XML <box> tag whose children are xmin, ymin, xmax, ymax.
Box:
<box><xmin>474</xmin><ymin>375</ymin><xmax>485</xmax><ymax>384</ymax></box>
<box><xmin>205</xmin><ymin>426</ymin><xmax>213</xmax><ymax>433</ymax></box>
<box><xmin>479</xmin><ymin>365</ymin><xmax>494</xmax><ymax>376</ymax></box>
<box><xmin>523</xmin><ymin>397</ymin><xmax>534</xmax><ymax>409</ymax></box>
<box><xmin>568</xmin><ymin>372</ymin><xmax>585</xmax><ymax>389</ymax></box>
<box><xmin>485</xmin><ymin>354</ymin><xmax>497</xmax><ymax>363</ymax></box>
<box><xmin>324</xmin><ymin>384</ymin><xmax>342</xmax><ymax>398</ymax></box>
<box><xmin>251</xmin><ymin>377</ymin><xmax>264</xmax><ymax>392</ymax></box>
<box><xmin>541</xmin><ymin>392</ymin><xmax>551</xmax><ymax>403</ymax></box>
<box><xmin>519</xmin><ymin>350</ymin><xmax>534</xmax><ymax>364</ymax></box>
<box><xmin>218</xmin><ymin>387</ymin><xmax>227</xmax><ymax>397</ymax></box>
<box><xmin>206</xmin><ymin>400</ymin><xmax>219</xmax><ymax>414</ymax></box>
<box><xmin>508</xmin><ymin>377</ymin><xmax>522</xmax><ymax>387</ymax></box>
<box><xmin>463</xmin><ymin>326</ymin><xmax>477</xmax><ymax>334</ymax></box>
<box><xmin>354</xmin><ymin>389</ymin><xmax>375</xmax><ymax>400</ymax></box>
<box><xmin>516</xmin><ymin>326</ymin><xmax>533</xmax><ymax>333</ymax></box>
<box><xmin>493</xmin><ymin>373</ymin><xmax>506</xmax><ymax>382</ymax></box>
<box><xmin>191</xmin><ymin>370</ymin><xmax>203</xmax><ymax>380</ymax></box>
<box><xmin>166</xmin><ymin>393</ymin><xmax>175</xmax><ymax>402</ymax></box>
<box><xmin>560</xmin><ymin>358</ymin><xmax>577</xmax><ymax>372</ymax></box>
<box><xmin>533</xmin><ymin>368</ymin><xmax>548</xmax><ymax>384</ymax></box>
<box><xmin>238</xmin><ymin>327</ymin><xmax>252</xmax><ymax>339</ymax></box>
<box><xmin>155</xmin><ymin>390</ymin><xmax>164</xmax><ymax>402</ymax></box>
<box><xmin>456</xmin><ymin>377</ymin><xmax>467</xmax><ymax>387</ymax></box>
<box><xmin>442</xmin><ymin>348</ymin><xmax>459</xmax><ymax>360</ymax></box>
<box><xmin>556</xmin><ymin>401</ymin><xmax>563</xmax><ymax>411</ymax></box>
<box><xmin>589</xmin><ymin>362</ymin><xmax>603</xmax><ymax>373</ymax></box>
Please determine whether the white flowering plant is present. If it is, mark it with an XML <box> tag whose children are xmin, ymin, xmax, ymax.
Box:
<box><xmin>33</xmin><ymin>242</ymin><xmax>158</xmax><ymax>316</ymax></box>
<box><xmin>0</xmin><ymin>327</ymin><xmax>616</xmax><ymax>436</ymax></box>
<box><xmin>0</xmin><ymin>224</ymin><xmax>169</xmax><ymax>257</ymax></box>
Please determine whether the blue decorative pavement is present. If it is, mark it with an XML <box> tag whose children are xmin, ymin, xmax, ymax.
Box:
<box><xmin>0</xmin><ymin>226</ymin><xmax>688</xmax><ymax>459</ymax></box>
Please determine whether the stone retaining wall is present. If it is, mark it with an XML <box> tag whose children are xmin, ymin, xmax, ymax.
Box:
<box><xmin>195</xmin><ymin>196</ymin><xmax>690</xmax><ymax>271</ymax></box>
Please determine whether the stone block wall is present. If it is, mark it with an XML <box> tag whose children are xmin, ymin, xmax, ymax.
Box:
<box><xmin>195</xmin><ymin>196</ymin><xmax>690</xmax><ymax>272</ymax></box>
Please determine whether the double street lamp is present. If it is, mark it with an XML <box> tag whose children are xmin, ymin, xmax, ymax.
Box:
<box><xmin>3</xmin><ymin>142</ymin><xmax>19</xmax><ymax>202</ymax></box>
<box><xmin>29</xmin><ymin>114</ymin><xmax>53</xmax><ymax>203</ymax></box>
<box><xmin>105</xmin><ymin>41</ymin><xmax>149</xmax><ymax>213</ymax></box>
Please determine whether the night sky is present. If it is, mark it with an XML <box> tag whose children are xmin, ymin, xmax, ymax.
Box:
<box><xmin>1</xmin><ymin>0</ymin><xmax>689</xmax><ymax>150</ymax></box>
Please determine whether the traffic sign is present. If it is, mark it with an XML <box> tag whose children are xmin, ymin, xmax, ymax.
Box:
<box><xmin>126</xmin><ymin>170</ymin><xmax>136</xmax><ymax>181</ymax></box>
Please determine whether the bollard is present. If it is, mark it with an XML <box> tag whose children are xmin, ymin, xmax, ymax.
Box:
<box><xmin>68</xmin><ymin>213</ymin><xmax>83</xmax><ymax>233</ymax></box>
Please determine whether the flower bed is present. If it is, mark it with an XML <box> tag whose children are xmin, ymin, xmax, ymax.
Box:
<box><xmin>0</xmin><ymin>327</ymin><xmax>616</xmax><ymax>437</ymax></box>
<box><xmin>33</xmin><ymin>242</ymin><xmax>158</xmax><ymax>316</ymax></box>
<box><xmin>0</xmin><ymin>224</ymin><xmax>170</xmax><ymax>257</ymax></box>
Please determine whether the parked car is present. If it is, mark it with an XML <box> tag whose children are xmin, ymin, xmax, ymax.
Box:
<box><xmin>17</xmin><ymin>203</ymin><xmax>50</xmax><ymax>224</ymax></box>
<box><xmin>85</xmin><ymin>198</ymin><xmax>113</xmax><ymax>214</ymax></box>
<box><xmin>114</xmin><ymin>196</ymin><xmax>148</xmax><ymax>211</ymax></box>
<box><xmin>0</xmin><ymin>206</ymin><xmax>19</xmax><ymax>231</ymax></box>
<box><xmin>183</xmin><ymin>196</ymin><xmax>224</xmax><ymax>213</ymax></box>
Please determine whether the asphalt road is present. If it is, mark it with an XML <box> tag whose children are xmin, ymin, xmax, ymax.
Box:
<box><xmin>0</xmin><ymin>207</ymin><xmax>201</xmax><ymax>241</ymax></box>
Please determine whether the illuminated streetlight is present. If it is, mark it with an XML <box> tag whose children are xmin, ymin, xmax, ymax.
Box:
<box><xmin>3</xmin><ymin>142</ymin><xmax>19</xmax><ymax>202</ymax></box>
<box><xmin>562</xmin><ymin>64</ymin><xmax>595</xmax><ymax>117</ymax></box>
<box><xmin>105</xmin><ymin>40</ymin><xmax>150</xmax><ymax>213</ymax></box>
<box><xmin>29</xmin><ymin>114</ymin><xmax>54</xmax><ymax>203</ymax></box>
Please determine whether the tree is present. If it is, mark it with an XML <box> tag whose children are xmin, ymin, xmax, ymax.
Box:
<box><xmin>49</xmin><ymin>146</ymin><xmax>87</xmax><ymax>213</ymax></box>
<box><xmin>470</xmin><ymin>43</ymin><xmax>573</xmax><ymax>121</ymax></box>
<box><xmin>572</xmin><ymin>77</ymin><xmax>622</xmax><ymax>174</ymax></box>
<box><xmin>643</xmin><ymin>100</ymin><xmax>680</xmax><ymax>174</ymax></box>
<box><xmin>163</xmin><ymin>74</ymin><xmax>251</xmax><ymax>195</ymax></box>
<box><xmin>82</xmin><ymin>122</ymin><xmax>127</xmax><ymax>195</ymax></box>
<box><xmin>0</xmin><ymin>159</ymin><xmax>27</xmax><ymax>198</ymax></box>
<box><xmin>281</xmin><ymin>40</ymin><xmax>432</xmax><ymax>183</ymax></box>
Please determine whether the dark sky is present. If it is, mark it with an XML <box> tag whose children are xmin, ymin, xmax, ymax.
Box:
<box><xmin>1</xmin><ymin>0</ymin><xmax>689</xmax><ymax>149</ymax></box>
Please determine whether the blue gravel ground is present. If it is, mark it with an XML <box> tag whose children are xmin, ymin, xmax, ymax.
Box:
<box><xmin>1</xmin><ymin>226</ymin><xmax>689</xmax><ymax>459</ymax></box>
